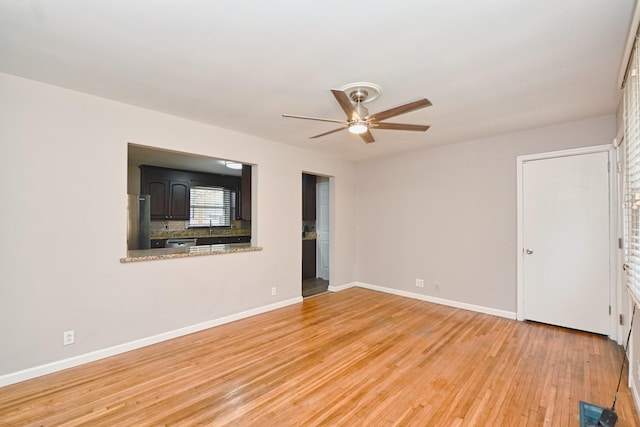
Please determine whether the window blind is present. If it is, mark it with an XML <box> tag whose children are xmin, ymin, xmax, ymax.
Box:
<box><xmin>624</xmin><ymin>37</ymin><xmax>640</xmax><ymax>300</ymax></box>
<box><xmin>189</xmin><ymin>186</ymin><xmax>232</xmax><ymax>227</ymax></box>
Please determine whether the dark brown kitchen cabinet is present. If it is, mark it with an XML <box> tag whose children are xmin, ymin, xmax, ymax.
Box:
<box><xmin>147</xmin><ymin>179</ymin><xmax>168</xmax><ymax>219</ymax></box>
<box><xmin>197</xmin><ymin>235</ymin><xmax>251</xmax><ymax>245</ymax></box>
<box><xmin>168</xmin><ymin>181</ymin><xmax>189</xmax><ymax>219</ymax></box>
<box><xmin>146</xmin><ymin>178</ymin><xmax>189</xmax><ymax>220</ymax></box>
<box><xmin>302</xmin><ymin>239</ymin><xmax>316</xmax><ymax>280</ymax></box>
<box><xmin>302</xmin><ymin>173</ymin><xmax>316</xmax><ymax>221</ymax></box>
<box><xmin>151</xmin><ymin>239</ymin><xmax>167</xmax><ymax>248</ymax></box>
<box><xmin>140</xmin><ymin>166</ymin><xmax>191</xmax><ymax>221</ymax></box>
<box><xmin>240</xmin><ymin>164</ymin><xmax>252</xmax><ymax>220</ymax></box>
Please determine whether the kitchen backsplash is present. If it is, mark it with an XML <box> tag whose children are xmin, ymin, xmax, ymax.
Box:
<box><xmin>150</xmin><ymin>219</ymin><xmax>251</xmax><ymax>239</ymax></box>
<box><xmin>150</xmin><ymin>220</ymin><xmax>189</xmax><ymax>233</ymax></box>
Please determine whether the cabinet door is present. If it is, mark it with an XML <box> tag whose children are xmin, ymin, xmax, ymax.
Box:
<box><xmin>148</xmin><ymin>179</ymin><xmax>169</xmax><ymax>220</ymax></box>
<box><xmin>169</xmin><ymin>181</ymin><xmax>190</xmax><ymax>220</ymax></box>
<box><xmin>302</xmin><ymin>239</ymin><xmax>317</xmax><ymax>280</ymax></box>
<box><xmin>196</xmin><ymin>237</ymin><xmax>223</xmax><ymax>245</ymax></box>
<box><xmin>197</xmin><ymin>235</ymin><xmax>251</xmax><ymax>246</ymax></box>
<box><xmin>151</xmin><ymin>239</ymin><xmax>167</xmax><ymax>248</ymax></box>
<box><xmin>302</xmin><ymin>174</ymin><xmax>316</xmax><ymax>221</ymax></box>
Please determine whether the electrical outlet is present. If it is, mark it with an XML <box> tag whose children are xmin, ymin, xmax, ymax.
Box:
<box><xmin>271</xmin><ymin>287</ymin><xmax>277</xmax><ymax>296</ymax></box>
<box><xmin>63</xmin><ymin>330</ymin><xmax>75</xmax><ymax>346</ymax></box>
<box><xmin>416</xmin><ymin>279</ymin><xmax>424</xmax><ymax>288</ymax></box>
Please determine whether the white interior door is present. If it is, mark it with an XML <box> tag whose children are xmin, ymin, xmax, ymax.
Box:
<box><xmin>317</xmin><ymin>178</ymin><xmax>330</xmax><ymax>280</ymax></box>
<box><xmin>522</xmin><ymin>151</ymin><xmax>610</xmax><ymax>334</ymax></box>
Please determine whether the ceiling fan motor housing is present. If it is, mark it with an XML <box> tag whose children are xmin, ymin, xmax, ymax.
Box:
<box><xmin>349</xmin><ymin>89</ymin><xmax>368</xmax><ymax>103</ymax></box>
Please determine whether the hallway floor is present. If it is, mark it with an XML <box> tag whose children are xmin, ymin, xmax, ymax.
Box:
<box><xmin>302</xmin><ymin>277</ymin><xmax>329</xmax><ymax>298</ymax></box>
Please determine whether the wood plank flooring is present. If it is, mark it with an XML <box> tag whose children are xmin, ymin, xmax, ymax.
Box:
<box><xmin>1</xmin><ymin>287</ymin><xmax>639</xmax><ymax>426</ymax></box>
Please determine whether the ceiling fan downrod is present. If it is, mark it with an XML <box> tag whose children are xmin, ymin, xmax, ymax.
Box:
<box><xmin>349</xmin><ymin>90</ymin><xmax>370</xmax><ymax>120</ymax></box>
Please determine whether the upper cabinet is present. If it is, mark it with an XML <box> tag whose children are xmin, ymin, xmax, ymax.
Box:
<box><xmin>141</xmin><ymin>167</ymin><xmax>190</xmax><ymax>220</ymax></box>
<box><xmin>168</xmin><ymin>181</ymin><xmax>190</xmax><ymax>219</ymax></box>
<box><xmin>240</xmin><ymin>164</ymin><xmax>252</xmax><ymax>221</ymax></box>
<box><xmin>140</xmin><ymin>165</ymin><xmax>245</xmax><ymax>223</ymax></box>
<box><xmin>302</xmin><ymin>173</ymin><xmax>316</xmax><ymax>221</ymax></box>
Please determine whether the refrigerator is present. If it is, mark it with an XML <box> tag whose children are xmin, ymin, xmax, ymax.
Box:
<box><xmin>127</xmin><ymin>194</ymin><xmax>151</xmax><ymax>250</ymax></box>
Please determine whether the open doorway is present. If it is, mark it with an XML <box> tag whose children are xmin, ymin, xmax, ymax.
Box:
<box><xmin>302</xmin><ymin>173</ymin><xmax>330</xmax><ymax>297</ymax></box>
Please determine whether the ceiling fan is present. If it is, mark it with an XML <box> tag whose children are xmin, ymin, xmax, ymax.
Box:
<box><xmin>282</xmin><ymin>82</ymin><xmax>432</xmax><ymax>144</ymax></box>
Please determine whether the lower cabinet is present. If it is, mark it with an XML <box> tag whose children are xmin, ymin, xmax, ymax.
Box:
<box><xmin>151</xmin><ymin>236</ymin><xmax>250</xmax><ymax>247</ymax></box>
<box><xmin>302</xmin><ymin>239</ymin><xmax>316</xmax><ymax>280</ymax></box>
<box><xmin>151</xmin><ymin>239</ymin><xmax>167</xmax><ymax>248</ymax></box>
<box><xmin>196</xmin><ymin>235</ymin><xmax>251</xmax><ymax>245</ymax></box>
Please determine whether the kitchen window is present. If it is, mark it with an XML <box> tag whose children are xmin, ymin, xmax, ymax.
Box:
<box><xmin>189</xmin><ymin>186</ymin><xmax>233</xmax><ymax>227</ymax></box>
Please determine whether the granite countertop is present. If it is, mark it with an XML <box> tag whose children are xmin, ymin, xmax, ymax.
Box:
<box><xmin>150</xmin><ymin>228</ymin><xmax>251</xmax><ymax>240</ymax></box>
<box><xmin>121</xmin><ymin>243</ymin><xmax>262</xmax><ymax>263</ymax></box>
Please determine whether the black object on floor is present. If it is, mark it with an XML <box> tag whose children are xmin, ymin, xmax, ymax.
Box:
<box><xmin>583</xmin><ymin>304</ymin><xmax>636</xmax><ymax>427</ymax></box>
<box><xmin>598</xmin><ymin>407</ymin><xmax>618</xmax><ymax>427</ymax></box>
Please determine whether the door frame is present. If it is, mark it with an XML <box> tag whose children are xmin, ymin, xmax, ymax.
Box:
<box><xmin>516</xmin><ymin>144</ymin><xmax>618</xmax><ymax>340</ymax></box>
<box><xmin>301</xmin><ymin>171</ymin><xmax>333</xmax><ymax>286</ymax></box>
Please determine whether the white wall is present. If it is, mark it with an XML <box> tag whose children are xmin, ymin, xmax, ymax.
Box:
<box><xmin>0</xmin><ymin>73</ymin><xmax>358</xmax><ymax>378</ymax></box>
<box><xmin>355</xmin><ymin>115</ymin><xmax>616</xmax><ymax>313</ymax></box>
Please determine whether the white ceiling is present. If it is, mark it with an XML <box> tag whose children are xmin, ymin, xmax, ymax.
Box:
<box><xmin>0</xmin><ymin>1</ymin><xmax>635</xmax><ymax>161</ymax></box>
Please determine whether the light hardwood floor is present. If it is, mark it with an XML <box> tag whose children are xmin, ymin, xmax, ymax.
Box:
<box><xmin>1</xmin><ymin>287</ymin><xmax>639</xmax><ymax>426</ymax></box>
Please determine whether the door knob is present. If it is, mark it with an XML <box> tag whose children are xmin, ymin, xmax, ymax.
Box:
<box><xmin>525</xmin><ymin>249</ymin><xmax>534</xmax><ymax>255</ymax></box>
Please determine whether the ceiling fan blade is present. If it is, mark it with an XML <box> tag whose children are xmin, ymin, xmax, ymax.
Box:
<box><xmin>373</xmin><ymin>122</ymin><xmax>430</xmax><ymax>132</ymax></box>
<box><xmin>360</xmin><ymin>130</ymin><xmax>375</xmax><ymax>144</ymax></box>
<box><xmin>310</xmin><ymin>126</ymin><xmax>347</xmax><ymax>139</ymax></box>
<box><xmin>331</xmin><ymin>89</ymin><xmax>360</xmax><ymax>120</ymax></box>
<box><xmin>282</xmin><ymin>114</ymin><xmax>346</xmax><ymax>124</ymax></box>
<box><xmin>366</xmin><ymin>98</ymin><xmax>432</xmax><ymax>122</ymax></box>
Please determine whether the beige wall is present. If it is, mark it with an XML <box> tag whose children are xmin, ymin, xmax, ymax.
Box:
<box><xmin>355</xmin><ymin>115</ymin><xmax>616</xmax><ymax>313</ymax></box>
<box><xmin>0</xmin><ymin>73</ymin><xmax>358</xmax><ymax>377</ymax></box>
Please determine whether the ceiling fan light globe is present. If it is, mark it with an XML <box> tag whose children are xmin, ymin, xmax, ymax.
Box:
<box><xmin>348</xmin><ymin>122</ymin><xmax>369</xmax><ymax>134</ymax></box>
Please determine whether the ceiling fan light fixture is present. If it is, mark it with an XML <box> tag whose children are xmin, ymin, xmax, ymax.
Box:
<box><xmin>225</xmin><ymin>161</ymin><xmax>243</xmax><ymax>170</ymax></box>
<box><xmin>348</xmin><ymin>121</ymin><xmax>369</xmax><ymax>134</ymax></box>
<box><xmin>282</xmin><ymin>84</ymin><xmax>432</xmax><ymax>143</ymax></box>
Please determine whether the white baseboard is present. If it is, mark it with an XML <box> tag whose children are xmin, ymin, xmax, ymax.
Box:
<box><xmin>0</xmin><ymin>296</ymin><xmax>302</xmax><ymax>388</ymax></box>
<box><xmin>0</xmin><ymin>284</ymin><xmax>516</xmax><ymax>387</ymax></box>
<box><xmin>328</xmin><ymin>282</ymin><xmax>358</xmax><ymax>292</ymax></box>
<box><xmin>349</xmin><ymin>282</ymin><xmax>517</xmax><ymax>320</ymax></box>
